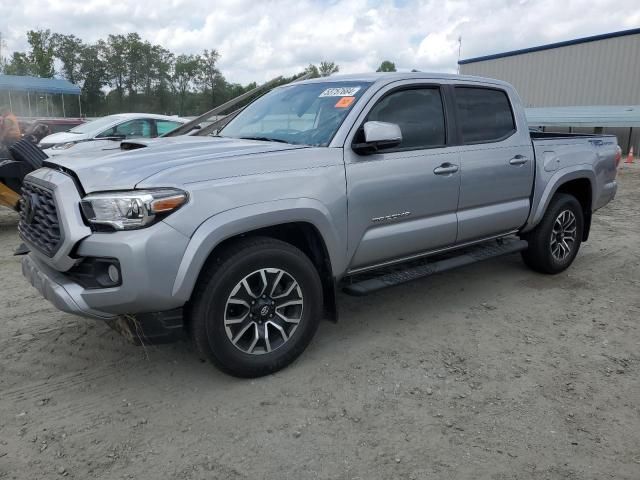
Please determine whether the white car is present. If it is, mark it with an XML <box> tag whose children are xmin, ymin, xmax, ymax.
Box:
<box><xmin>39</xmin><ymin>113</ymin><xmax>188</xmax><ymax>157</ymax></box>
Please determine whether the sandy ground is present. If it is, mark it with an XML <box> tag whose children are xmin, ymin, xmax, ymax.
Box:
<box><xmin>1</xmin><ymin>165</ymin><xmax>639</xmax><ymax>480</ymax></box>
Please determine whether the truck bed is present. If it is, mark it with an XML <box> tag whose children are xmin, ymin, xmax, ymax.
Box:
<box><xmin>524</xmin><ymin>131</ymin><xmax>619</xmax><ymax>233</ymax></box>
<box><xmin>530</xmin><ymin>130</ymin><xmax>617</xmax><ymax>141</ymax></box>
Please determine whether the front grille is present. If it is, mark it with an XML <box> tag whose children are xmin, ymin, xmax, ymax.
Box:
<box><xmin>18</xmin><ymin>181</ymin><xmax>62</xmax><ymax>257</ymax></box>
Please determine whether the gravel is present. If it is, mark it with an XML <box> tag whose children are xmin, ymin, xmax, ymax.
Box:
<box><xmin>1</xmin><ymin>164</ymin><xmax>639</xmax><ymax>479</ymax></box>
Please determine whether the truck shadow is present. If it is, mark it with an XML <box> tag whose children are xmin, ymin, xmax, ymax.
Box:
<box><xmin>6</xmin><ymin>252</ymin><xmax>535</xmax><ymax>393</ymax></box>
<box><xmin>87</xmin><ymin>253</ymin><xmax>531</xmax><ymax>383</ymax></box>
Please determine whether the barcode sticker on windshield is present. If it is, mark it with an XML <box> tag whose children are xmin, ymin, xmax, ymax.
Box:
<box><xmin>319</xmin><ymin>87</ymin><xmax>361</xmax><ymax>97</ymax></box>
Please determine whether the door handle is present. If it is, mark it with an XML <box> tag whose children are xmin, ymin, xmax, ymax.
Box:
<box><xmin>433</xmin><ymin>163</ymin><xmax>459</xmax><ymax>175</ymax></box>
<box><xmin>509</xmin><ymin>155</ymin><xmax>528</xmax><ymax>166</ymax></box>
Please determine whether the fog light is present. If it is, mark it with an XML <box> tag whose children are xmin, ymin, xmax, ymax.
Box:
<box><xmin>107</xmin><ymin>264</ymin><xmax>120</xmax><ymax>284</ymax></box>
<box><xmin>67</xmin><ymin>257</ymin><xmax>122</xmax><ymax>289</ymax></box>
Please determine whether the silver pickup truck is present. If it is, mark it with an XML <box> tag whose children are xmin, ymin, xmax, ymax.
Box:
<box><xmin>19</xmin><ymin>73</ymin><xmax>620</xmax><ymax>377</ymax></box>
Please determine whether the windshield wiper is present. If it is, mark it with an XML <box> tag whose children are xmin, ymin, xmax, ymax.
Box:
<box><xmin>239</xmin><ymin>136</ymin><xmax>289</xmax><ymax>144</ymax></box>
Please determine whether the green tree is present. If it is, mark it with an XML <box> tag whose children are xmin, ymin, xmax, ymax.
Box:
<box><xmin>78</xmin><ymin>42</ymin><xmax>107</xmax><ymax>115</ymax></box>
<box><xmin>305</xmin><ymin>61</ymin><xmax>339</xmax><ymax>78</ymax></box>
<box><xmin>376</xmin><ymin>60</ymin><xmax>396</xmax><ymax>72</ymax></box>
<box><xmin>151</xmin><ymin>45</ymin><xmax>174</xmax><ymax>113</ymax></box>
<box><xmin>123</xmin><ymin>33</ymin><xmax>145</xmax><ymax>109</ymax></box>
<box><xmin>198</xmin><ymin>49</ymin><xmax>221</xmax><ymax>107</ymax></box>
<box><xmin>52</xmin><ymin>33</ymin><xmax>84</xmax><ymax>83</ymax></box>
<box><xmin>3</xmin><ymin>52</ymin><xmax>33</xmax><ymax>76</ymax></box>
<box><xmin>5</xmin><ymin>29</ymin><xmax>325</xmax><ymax>117</ymax></box>
<box><xmin>173</xmin><ymin>54</ymin><xmax>202</xmax><ymax>114</ymax></box>
<box><xmin>318</xmin><ymin>61</ymin><xmax>339</xmax><ymax>77</ymax></box>
<box><xmin>27</xmin><ymin>29</ymin><xmax>55</xmax><ymax>77</ymax></box>
<box><xmin>105</xmin><ymin>34</ymin><xmax>128</xmax><ymax>109</ymax></box>
<box><xmin>304</xmin><ymin>64</ymin><xmax>320</xmax><ymax>78</ymax></box>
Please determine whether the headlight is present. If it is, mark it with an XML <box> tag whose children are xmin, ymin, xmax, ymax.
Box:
<box><xmin>80</xmin><ymin>189</ymin><xmax>188</xmax><ymax>230</ymax></box>
<box><xmin>52</xmin><ymin>142</ymin><xmax>76</xmax><ymax>150</ymax></box>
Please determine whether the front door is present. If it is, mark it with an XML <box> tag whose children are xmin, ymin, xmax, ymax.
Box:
<box><xmin>344</xmin><ymin>84</ymin><xmax>460</xmax><ymax>271</ymax></box>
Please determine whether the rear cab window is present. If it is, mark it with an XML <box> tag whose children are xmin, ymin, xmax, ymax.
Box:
<box><xmin>454</xmin><ymin>87</ymin><xmax>516</xmax><ymax>144</ymax></box>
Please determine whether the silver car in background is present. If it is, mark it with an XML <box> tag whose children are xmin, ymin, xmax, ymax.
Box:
<box><xmin>39</xmin><ymin>113</ymin><xmax>188</xmax><ymax>158</ymax></box>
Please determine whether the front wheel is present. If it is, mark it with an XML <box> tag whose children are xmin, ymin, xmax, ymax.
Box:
<box><xmin>189</xmin><ymin>237</ymin><xmax>323</xmax><ymax>378</ymax></box>
<box><xmin>521</xmin><ymin>193</ymin><xmax>584</xmax><ymax>274</ymax></box>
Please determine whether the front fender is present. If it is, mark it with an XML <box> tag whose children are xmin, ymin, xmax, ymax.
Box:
<box><xmin>170</xmin><ymin>198</ymin><xmax>345</xmax><ymax>301</ymax></box>
<box><xmin>523</xmin><ymin>166</ymin><xmax>595</xmax><ymax>232</ymax></box>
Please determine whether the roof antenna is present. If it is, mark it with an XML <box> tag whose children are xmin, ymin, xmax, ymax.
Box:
<box><xmin>457</xmin><ymin>35</ymin><xmax>462</xmax><ymax>74</ymax></box>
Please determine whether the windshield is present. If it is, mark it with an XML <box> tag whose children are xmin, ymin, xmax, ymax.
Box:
<box><xmin>219</xmin><ymin>81</ymin><xmax>371</xmax><ymax>146</ymax></box>
<box><xmin>68</xmin><ymin>115</ymin><xmax>125</xmax><ymax>134</ymax></box>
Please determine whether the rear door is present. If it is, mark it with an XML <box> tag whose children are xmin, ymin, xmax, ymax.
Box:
<box><xmin>344</xmin><ymin>82</ymin><xmax>460</xmax><ymax>271</ymax></box>
<box><xmin>454</xmin><ymin>86</ymin><xmax>534</xmax><ymax>243</ymax></box>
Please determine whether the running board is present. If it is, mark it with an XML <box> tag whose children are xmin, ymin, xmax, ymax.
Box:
<box><xmin>342</xmin><ymin>237</ymin><xmax>528</xmax><ymax>296</ymax></box>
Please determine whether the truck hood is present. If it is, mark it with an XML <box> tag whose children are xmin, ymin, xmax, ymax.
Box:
<box><xmin>48</xmin><ymin>136</ymin><xmax>309</xmax><ymax>192</ymax></box>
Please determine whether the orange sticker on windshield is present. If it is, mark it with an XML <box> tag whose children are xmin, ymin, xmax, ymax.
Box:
<box><xmin>335</xmin><ymin>96</ymin><xmax>355</xmax><ymax>108</ymax></box>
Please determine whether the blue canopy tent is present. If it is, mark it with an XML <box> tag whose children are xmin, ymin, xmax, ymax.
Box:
<box><xmin>0</xmin><ymin>74</ymin><xmax>81</xmax><ymax>117</ymax></box>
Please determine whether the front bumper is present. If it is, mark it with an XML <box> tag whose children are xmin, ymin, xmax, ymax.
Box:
<box><xmin>20</xmin><ymin>168</ymin><xmax>192</xmax><ymax>318</ymax></box>
<box><xmin>22</xmin><ymin>220</ymin><xmax>191</xmax><ymax>318</ymax></box>
<box><xmin>22</xmin><ymin>254</ymin><xmax>116</xmax><ymax>320</ymax></box>
<box><xmin>23</xmin><ymin>255</ymin><xmax>186</xmax><ymax>343</ymax></box>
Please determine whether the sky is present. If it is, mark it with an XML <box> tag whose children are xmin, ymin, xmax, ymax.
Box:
<box><xmin>1</xmin><ymin>0</ymin><xmax>639</xmax><ymax>85</ymax></box>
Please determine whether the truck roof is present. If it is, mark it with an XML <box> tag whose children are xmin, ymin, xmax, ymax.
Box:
<box><xmin>295</xmin><ymin>72</ymin><xmax>513</xmax><ymax>89</ymax></box>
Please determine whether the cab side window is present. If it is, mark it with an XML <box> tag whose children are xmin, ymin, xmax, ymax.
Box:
<box><xmin>155</xmin><ymin>120</ymin><xmax>183</xmax><ymax>136</ymax></box>
<box><xmin>365</xmin><ymin>88</ymin><xmax>446</xmax><ymax>150</ymax></box>
<box><xmin>97</xmin><ymin>119</ymin><xmax>153</xmax><ymax>139</ymax></box>
<box><xmin>454</xmin><ymin>87</ymin><xmax>515</xmax><ymax>144</ymax></box>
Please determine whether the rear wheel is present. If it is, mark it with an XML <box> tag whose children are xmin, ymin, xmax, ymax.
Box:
<box><xmin>521</xmin><ymin>193</ymin><xmax>584</xmax><ymax>274</ymax></box>
<box><xmin>189</xmin><ymin>237</ymin><xmax>323</xmax><ymax>378</ymax></box>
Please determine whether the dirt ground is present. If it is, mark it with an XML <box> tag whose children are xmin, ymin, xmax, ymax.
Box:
<box><xmin>1</xmin><ymin>165</ymin><xmax>639</xmax><ymax>480</ymax></box>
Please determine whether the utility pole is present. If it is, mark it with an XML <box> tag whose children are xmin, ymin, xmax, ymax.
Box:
<box><xmin>0</xmin><ymin>31</ymin><xmax>5</xmax><ymax>71</ymax></box>
<box><xmin>457</xmin><ymin>36</ymin><xmax>462</xmax><ymax>74</ymax></box>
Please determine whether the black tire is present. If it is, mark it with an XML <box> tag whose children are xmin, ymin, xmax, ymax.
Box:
<box><xmin>9</xmin><ymin>139</ymin><xmax>48</xmax><ymax>170</ymax></box>
<box><xmin>188</xmin><ymin>237</ymin><xmax>323</xmax><ymax>378</ymax></box>
<box><xmin>521</xmin><ymin>193</ymin><xmax>584</xmax><ymax>274</ymax></box>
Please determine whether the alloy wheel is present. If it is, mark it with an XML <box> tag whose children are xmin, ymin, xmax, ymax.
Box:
<box><xmin>223</xmin><ymin>268</ymin><xmax>304</xmax><ymax>355</ymax></box>
<box><xmin>550</xmin><ymin>209</ymin><xmax>577</xmax><ymax>262</ymax></box>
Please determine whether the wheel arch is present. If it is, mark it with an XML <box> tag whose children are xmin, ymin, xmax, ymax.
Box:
<box><xmin>525</xmin><ymin>169</ymin><xmax>595</xmax><ymax>241</ymax></box>
<box><xmin>554</xmin><ymin>178</ymin><xmax>593</xmax><ymax>241</ymax></box>
<box><xmin>171</xmin><ymin>200</ymin><xmax>343</xmax><ymax>321</ymax></box>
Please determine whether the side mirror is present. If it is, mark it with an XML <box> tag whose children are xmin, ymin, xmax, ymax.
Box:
<box><xmin>353</xmin><ymin>121</ymin><xmax>402</xmax><ymax>155</ymax></box>
<box><xmin>107</xmin><ymin>134</ymin><xmax>126</xmax><ymax>141</ymax></box>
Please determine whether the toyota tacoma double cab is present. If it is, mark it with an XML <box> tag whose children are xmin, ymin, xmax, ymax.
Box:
<box><xmin>18</xmin><ymin>73</ymin><xmax>620</xmax><ymax>377</ymax></box>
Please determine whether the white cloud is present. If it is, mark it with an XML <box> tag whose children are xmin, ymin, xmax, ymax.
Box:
<box><xmin>1</xmin><ymin>0</ymin><xmax>638</xmax><ymax>84</ymax></box>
